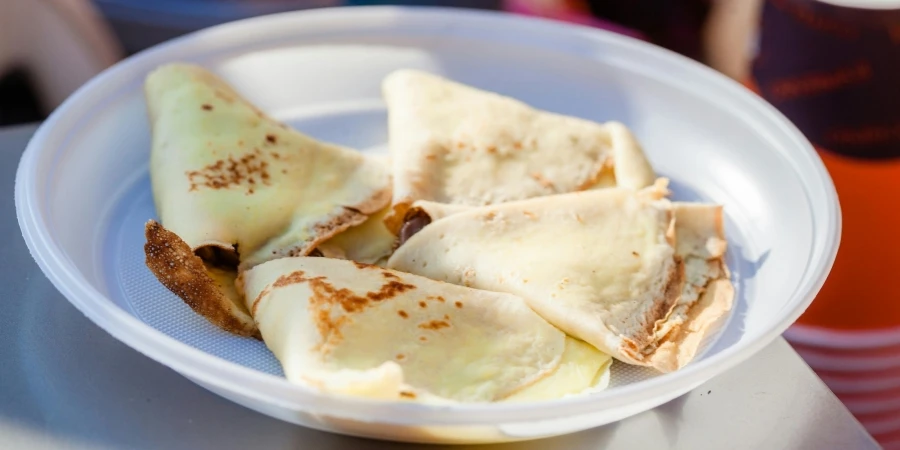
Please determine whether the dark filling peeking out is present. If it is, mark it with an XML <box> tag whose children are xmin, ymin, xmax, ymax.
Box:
<box><xmin>398</xmin><ymin>209</ymin><xmax>432</xmax><ymax>246</ymax></box>
<box><xmin>195</xmin><ymin>244</ymin><xmax>240</xmax><ymax>271</ymax></box>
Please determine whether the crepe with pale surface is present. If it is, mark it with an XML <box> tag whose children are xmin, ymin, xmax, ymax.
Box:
<box><xmin>388</xmin><ymin>181</ymin><xmax>733</xmax><ymax>372</ymax></box>
<box><xmin>143</xmin><ymin>63</ymin><xmax>390</xmax><ymax>336</ymax></box>
<box><xmin>382</xmin><ymin>69</ymin><xmax>656</xmax><ymax>232</ymax></box>
<box><xmin>239</xmin><ymin>257</ymin><xmax>611</xmax><ymax>402</ymax></box>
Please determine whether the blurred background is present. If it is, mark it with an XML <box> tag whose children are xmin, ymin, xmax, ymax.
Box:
<box><xmin>1</xmin><ymin>0</ymin><xmax>899</xmax><ymax>444</ymax></box>
<box><xmin>0</xmin><ymin>0</ymin><xmax>761</xmax><ymax>126</ymax></box>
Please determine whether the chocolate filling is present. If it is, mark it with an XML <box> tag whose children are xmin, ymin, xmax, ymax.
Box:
<box><xmin>398</xmin><ymin>209</ymin><xmax>432</xmax><ymax>246</ymax></box>
<box><xmin>195</xmin><ymin>244</ymin><xmax>240</xmax><ymax>271</ymax></box>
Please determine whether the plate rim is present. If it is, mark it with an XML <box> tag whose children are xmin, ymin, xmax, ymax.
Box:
<box><xmin>15</xmin><ymin>5</ymin><xmax>841</xmax><ymax>426</ymax></box>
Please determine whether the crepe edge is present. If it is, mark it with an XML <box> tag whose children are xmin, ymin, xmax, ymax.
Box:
<box><xmin>646</xmin><ymin>277</ymin><xmax>735</xmax><ymax>373</ymax></box>
<box><xmin>607</xmin><ymin>121</ymin><xmax>656</xmax><ymax>190</ymax></box>
<box><xmin>144</xmin><ymin>220</ymin><xmax>260</xmax><ymax>338</ymax></box>
<box><xmin>645</xmin><ymin>203</ymin><xmax>734</xmax><ymax>373</ymax></box>
<box><xmin>240</xmin><ymin>179</ymin><xmax>393</xmax><ymax>270</ymax></box>
<box><xmin>617</xmin><ymin>254</ymin><xmax>686</xmax><ymax>366</ymax></box>
<box><xmin>312</xmin><ymin>184</ymin><xmax>392</xmax><ymax>251</ymax></box>
<box><xmin>308</xmin><ymin>183</ymin><xmax>393</xmax><ymax>253</ymax></box>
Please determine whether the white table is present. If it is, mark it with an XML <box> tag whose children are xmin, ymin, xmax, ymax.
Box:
<box><xmin>0</xmin><ymin>124</ymin><xmax>879</xmax><ymax>450</ymax></box>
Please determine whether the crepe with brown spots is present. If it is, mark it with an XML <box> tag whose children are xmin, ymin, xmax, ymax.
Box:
<box><xmin>388</xmin><ymin>180</ymin><xmax>733</xmax><ymax>373</ymax></box>
<box><xmin>143</xmin><ymin>63</ymin><xmax>390</xmax><ymax>335</ymax></box>
<box><xmin>381</xmin><ymin>69</ymin><xmax>656</xmax><ymax>233</ymax></box>
<box><xmin>239</xmin><ymin>257</ymin><xmax>611</xmax><ymax>403</ymax></box>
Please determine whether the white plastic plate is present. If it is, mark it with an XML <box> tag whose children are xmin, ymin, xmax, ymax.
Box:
<box><xmin>15</xmin><ymin>6</ymin><xmax>840</xmax><ymax>444</ymax></box>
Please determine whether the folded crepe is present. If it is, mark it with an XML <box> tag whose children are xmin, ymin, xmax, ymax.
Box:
<box><xmin>652</xmin><ymin>203</ymin><xmax>734</xmax><ymax>371</ymax></box>
<box><xmin>143</xmin><ymin>63</ymin><xmax>390</xmax><ymax>336</ymax></box>
<box><xmin>381</xmin><ymin>69</ymin><xmax>656</xmax><ymax>232</ymax></box>
<box><xmin>315</xmin><ymin>207</ymin><xmax>397</xmax><ymax>266</ymax></box>
<box><xmin>239</xmin><ymin>257</ymin><xmax>612</xmax><ymax>402</ymax></box>
<box><xmin>387</xmin><ymin>181</ymin><xmax>734</xmax><ymax>372</ymax></box>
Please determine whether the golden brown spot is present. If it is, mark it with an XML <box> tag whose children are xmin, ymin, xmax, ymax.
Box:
<box><xmin>265</xmin><ymin>134</ymin><xmax>278</xmax><ymax>144</ymax></box>
<box><xmin>186</xmin><ymin>150</ymin><xmax>271</xmax><ymax>194</ymax></box>
<box><xmin>575</xmin><ymin>214</ymin><xmax>584</xmax><ymax>224</ymax></box>
<box><xmin>366</xmin><ymin>281</ymin><xmax>416</xmax><ymax>302</ymax></box>
<box><xmin>281</xmin><ymin>169</ymin><xmax>287</xmax><ymax>174</ymax></box>
<box><xmin>530</xmin><ymin>172</ymin><xmax>555</xmax><ymax>189</ymax></box>
<box><xmin>425</xmin><ymin>154</ymin><xmax>437</xmax><ymax>161</ymax></box>
<box><xmin>400</xmin><ymin>391</ymin><xmax>416</xmax><ymax>399</ymax></box>
<box><xmin>486</xmin><ymin>145</ymin><xmax>497</xmax><ymax>154</ymax></box>
<box><xmin>523</xmin><ymin>211</ymin><xmax>537</xmax><ymax>219</ymax></box>
<box><xmin>313</xmin><ymin>308</ymin><xmax>348</xmax><ymax>354</ymax></box>
<box><xmin>513</xmin><ymin>141</ymin><xmax>523</xmax><ymax>149</ymax></box>
<box><xmin>418</xmin><ymin>301</ymin><xmax>427</xmax><ymax>308</ymax></box>
<box><xmin>443</xmin><ymin>314</ymin><xmax>450</xmax><ymax>321</ymax></box>
<box><xmin>454</xmin><ymin>301</ymin><xmax>463</xmax><ymax>308</ymax></box>
<box><xmin>576</xmin><ymin>161</ymin><xmax>615</xmax><ymax>191</ymax></box>
<box><xmin>295</xmin><ymin>273</ymin><xmax>416</xmax><ymax>347</ymax></box>
<box><xmin>201</xmin><ymin>104</ymin><xmax>213</xmax><ymax>111</ymax></box>
<box><xmin>456</xmin><ymin>142</ymin><xmax>465</xmax><ymax>149</ymax></box>
<box><xmin>396</xmin><ymin>354</ymin><xmax>406</xmax><ymax>361</ymax></box>
<box><xmin>251</xmin><ymin>286</ymin><xmax>270</xmax><ymax>316</ymax></box>
<box><xmin>484</xmin><ymin>211</ymin><xmax>496</xmax><ymax>220</ymax></box>
<box><xmin>633</xmin><ymin>251</ymin><xmax>640</xmax><ymax>257</ymax></box>
<box><xmin>419</xmin><ymin>336</ymin><xmax>428</xmax><ymax>342</ymax></box>
<box><xmin>273</xmin><ymin>270</ymin><xmax>309</xmax><ymax>288</ymax></box>
<box><xmin>429</xmin><ymin>296</ymin><xmax>445</xmax><ymax>303</ymax></box>
<box><xmin>352</xmin><ymin>261</ymin><xmax>375</xmax><ymax>270</ymax></box>
<box><xmin>419</xmin><ymin>320</ymin><xmax>450</xmax><ymax>330</ymax></box>
<box><xmin>272</xmin><ymin>270</ymin><xmax>415</xmax><ymax>312</ymax></box>
<box><xmin>398</xmin><ymin>310</ymin><xmax>409</xmax><ymax>319</ymax></box>
<box><xmin>382</xmin><ymin>271</ymin><xmax>400</xmax><ymax>280</ymax></box>
<box><xmin>271</xmin><ymin>152</ymin><xmax>280</xmax><ymax>159</ymax></box>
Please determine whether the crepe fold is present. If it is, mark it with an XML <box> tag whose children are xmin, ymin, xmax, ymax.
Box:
<box><xmin>387</xmin><ymin>181</ymin><xmax>733</xmax><ymax>372</ymax></box>
<box><xmin>143</xmin><ymin>63</ymin><xmax>390</xmax><ymax>336</ymax></box>
<box><xmin>239</xmin><ymin>257</ymin><xmax>611</xmax><ymax>402</ymax></box>
<box><xmin>381</xmin><ymin>69</ymin><xmax>656</xmax><ymax>233</ymax></box>
<box><xmin>315</xmin><ymin>206</ymin><xmax>397</xmax><ymax>266</ymax></box>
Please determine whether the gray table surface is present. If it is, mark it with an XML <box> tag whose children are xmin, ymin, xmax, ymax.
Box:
<box><xmin>0</xmin><ymin>124</ymin><xmax>879</xmax><ymax>450</ymax></box>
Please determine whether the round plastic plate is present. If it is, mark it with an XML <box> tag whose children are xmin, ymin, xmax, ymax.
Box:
<box><xmin>15</xmin><ymin>6</ymin><xmax>840</xmax><ymax>444</ymax></box>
